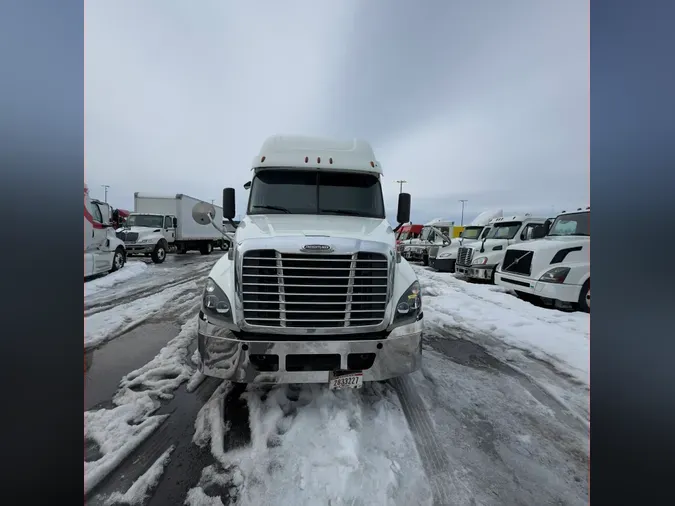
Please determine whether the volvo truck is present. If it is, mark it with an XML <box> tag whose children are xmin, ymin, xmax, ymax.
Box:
<box><xmin>192</xmin><ymin>135</ymin><xmax>424</xmax><ymax>389</ymax></box>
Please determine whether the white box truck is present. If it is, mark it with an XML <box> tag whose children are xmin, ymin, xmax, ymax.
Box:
<box><xmin>190</xmin><ymin>135</ymin><xmax>424</xmax><ymax>389</ymax></box>
<box><xmin>115</xmin><ymin>193</ymin><xmax>227</xmax><ymax>263</ymax></box>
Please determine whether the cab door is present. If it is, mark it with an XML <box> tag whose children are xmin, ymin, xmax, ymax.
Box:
<box><xmin>163</xmin><ymin>215</ymin><xmax>176</xmax><ymax>243</ymax></box>
<box><xmin>90</xmin><ymin>203</ymin><xmax>114</xmax><ymax>273</ymax></box>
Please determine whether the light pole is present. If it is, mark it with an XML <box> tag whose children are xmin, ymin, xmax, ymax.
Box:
<box><xmin>101</xmin><ymin>185</ymin><xmax>110</xmax><ymax>203</ymax></box>
<box><xmin>394</xmin><ymin>179</ymin><xmax>407</xmax><ymax>194</ymax></box>
<box><xmin>459</xmin><ymin>199</ymin><xmax>468</xmax><ymax>226</ymax></box>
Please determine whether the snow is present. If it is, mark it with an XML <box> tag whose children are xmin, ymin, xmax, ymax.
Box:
<box><xmin>104</xmin><ymin>445</ymin><xmax>175</xmax><ymax>505</ymax></box>
<box><xmin>84</xmin><ymin>280</ymin><xmax>199</xmax><ymax>349</ymax></box>
<box><xmin>85</xmin><ymin>261</ymin><xmax>148</xmax><ymax>296</ymax></box>
<box><xmin>415</xmin><ymin>266</ymin><xmax>589</xmax><ymax>387</ymax></box>
<box><xmin>85</xmin><ymin>317</ymin><xmax>199</xmax><ymax>493</ymax></box>
<box><xmin>187</xmin><ymin>383</ymin><xmax>432</xmax><ymax>506</ymax></box>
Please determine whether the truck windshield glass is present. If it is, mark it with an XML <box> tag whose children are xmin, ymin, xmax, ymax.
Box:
<box><xmin>548</xmin><ymin>212</ymin><xmax>590</xmax><ymax>236</ymax></box>
<box><xmin>461</xmin><ymin>226</ymin><xmax>483</xmax><ymax>240</ymax></box>
<box><xmin>248</xmin><ymin>170</ymin><xmax>385</xmax><ymax>218</ymax></box>
<box><xmin>486</xmin><ymin>222</ymin><xmax>522</xmax><ymax>240</ymax></box>
<box><xmin>127</xmin><ymin>215</ymin><xmax>164</xmax><ymax>228</ymax></box>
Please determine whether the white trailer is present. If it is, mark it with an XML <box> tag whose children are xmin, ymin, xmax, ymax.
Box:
<box><xmin>117</xmin><ymin>193</ymin><xmax>227</xmax><ymax>263</ymax></box>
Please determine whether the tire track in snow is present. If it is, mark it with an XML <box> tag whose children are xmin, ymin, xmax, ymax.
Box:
<box><xmin>390</xmin><ymin>375</ymin><xmax>455</xmax><ymax>506</ymax></box>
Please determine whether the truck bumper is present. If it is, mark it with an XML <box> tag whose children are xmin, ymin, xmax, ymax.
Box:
<box><xmin>455</xmin><ymin>264</ymin><xmax>496</xmax><ymax>281</ymax></box>
<box><xmin>429</xmin><ymin>257</ymin><xmax>455</xmax><ymax>272</ymax></box>
<box><xmin>196</xmin><ymin>316</ymin><xmax>423</xmax><ymax>384</ymax></box>
<box><xmin>125</xmin><ymin>244</ymin><xmax>155</xmax><ymax>254</ymax></box>
<box><xmin>495</xmin><ymin>272</ymin><xmax>581</xmax><ymax>303</ymax></box>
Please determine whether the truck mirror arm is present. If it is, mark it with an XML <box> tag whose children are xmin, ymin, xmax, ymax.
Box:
<box><xmin>206</xmin><ymin>213</ymin><xmax>235</xmax><ymax>242</ymax></box>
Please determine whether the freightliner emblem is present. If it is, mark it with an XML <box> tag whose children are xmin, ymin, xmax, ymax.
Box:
<box><xmin>301</xmin><ymin>244</ymin><xmax>333</xmax><ymax>253</ymax></box>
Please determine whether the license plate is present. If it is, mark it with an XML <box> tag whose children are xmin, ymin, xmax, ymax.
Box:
<box><xmin>329</xmin><ymin>371</ymin><xmax>363</xmax><ymax>390</ymax></box>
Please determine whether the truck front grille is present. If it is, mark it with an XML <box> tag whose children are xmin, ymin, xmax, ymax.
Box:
<box><xmin>116</xmin><ymin>231</ymin><xmax>138</xmax><ymax>243</ymax></box>
<box><xmin>457</xmin><ymin>247</ymin><xmax>474</xmax><ymax>267</ymax></box>
<box><xmin>501</xmin><ymin>249</ymin><xmax>533</xmax><ymax>276</ymax></box>
<box><xmin>241</xmin><ymin>250</ymin><xmax>389</xmax><ymax>328</ymax></box>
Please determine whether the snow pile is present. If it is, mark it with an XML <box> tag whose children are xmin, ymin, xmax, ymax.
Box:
<box><xmin>85</xmin><ymin>318</ymin><xmax>199</xmax><ymax>494</ymax></box>
<box><xmin>85</xmin><ymin>261</ymin><xmax>149</xmax><ymax>296</ymax></box>
<box><xmin>84</xmin><ymin>280</ymin><xmax>199</xmax><ymax>349</ymax></box>
<box><xmin>415</xmin><ymin>266</ymin><xmax>590</xmax><ymax>386</ymax></box>
<box><xmin>187</xmin><ymin>383</ymin><xmax>432</xmax><ymax>506</ymax></box>
<box><xmin>104</xmin><ymin>445</ymin><xmax>175</xmax><ymax>505</ymax></box>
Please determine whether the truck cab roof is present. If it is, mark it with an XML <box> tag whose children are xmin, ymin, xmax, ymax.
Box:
<box><xmin>489</xmin><ymin>214</ymin><xmax>546</xmax><ymax>224</ymax></box>
<box><xmin>251</xmin><ymin>135</ymin><xmax>383</xmax><ymax>175</ymax></box>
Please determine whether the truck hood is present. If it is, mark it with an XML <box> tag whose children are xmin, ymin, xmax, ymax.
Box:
<box><xmin>506</xmin><ymin>236</ymin><xmax>590</xmax><ymax>253</ymax></box>
<box><xmin>236</xmin><ymin>214</ymin><xmax>394</xmax><ymax>245</ymax></box>
<box><xmin>466</xmin><ymin>238</ymin><xmax>510</xmax><ymax>252</ymax></box>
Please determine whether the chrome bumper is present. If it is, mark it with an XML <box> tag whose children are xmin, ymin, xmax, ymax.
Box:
<box><xmin>197</xmin><ymin>317</ymin><xmax>423</xmax><ymax>384</ymax></box>
<box><xmin>455</xmin><ymin>264</ymin><xmax>496</xmax><ymax>280</ymax></box>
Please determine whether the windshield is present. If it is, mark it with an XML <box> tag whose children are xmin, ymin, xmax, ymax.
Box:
<box><xmin>461</xmin><ymin>226</ymin><xmax>483</xmax><ymax>240</ymax></box>
<box><xmin>127</xmin><ymin>214</ymin><xmax>164</xmax><ymax>228</ymax></box>
<box><xmin>247</xmin><ymin>169</ymin><xmax>385</xmax><ymax>218</ymax></box>
<box><xmin>486</xmin><ymin>221</ymin><xmax>522</xmax><ymax>240</ymax></box>
<box><xmin>548</xmin><ymin>212</ymin><xmax>590</xmax><ymax>237</ymax></box>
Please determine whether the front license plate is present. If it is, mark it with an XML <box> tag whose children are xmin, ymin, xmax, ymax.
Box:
<box><xmin>329</xmin><ymin>371</ymin><xmax>363</xmax><ymax>390</ymax></box>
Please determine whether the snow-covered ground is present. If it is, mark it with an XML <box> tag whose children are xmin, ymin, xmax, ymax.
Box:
<box><xmin>85</xmin><ymin>261</ymin><xmax>149</xmax><ymax>297</ymax></box>
<box><xmin>84</xmin><ymin>260</ymin><xmax>589</xmax><ymax>506</ymax></box>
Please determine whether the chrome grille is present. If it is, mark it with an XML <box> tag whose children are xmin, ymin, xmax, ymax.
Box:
<box><xmin>457</xmin><ymin>246</ymin><xmax>474</xmax><ymax>266</ymax></box>
<box><xmin>241</xmin><ymin>250</ymin><xmax>388</xmax><ymax>328</ymax></box>
<box><xmin>116</xmin><ymin>231</ymin><xmax>138</xmax><ymax>243</ymax></box>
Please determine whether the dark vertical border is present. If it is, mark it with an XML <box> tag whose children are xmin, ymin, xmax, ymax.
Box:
<box><xmin>591</xmin><ymin>0</ymin><xmax>675</xmax><ymax>503</ymax></box>
<box><xmin>0</xmin><ymin>0</ymin><xmax>83</xmax><ymax>499</ymax></box>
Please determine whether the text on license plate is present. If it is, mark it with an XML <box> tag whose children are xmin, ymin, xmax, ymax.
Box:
<box><xmin>329</xmin><ymin>371</ymin><xmax>363</xmax><ymax>390</ymax></box>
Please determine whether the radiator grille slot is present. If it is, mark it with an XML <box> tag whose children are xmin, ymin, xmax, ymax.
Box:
<box><xmin>501</xmin><ymin>249</ymin><xmax>533</xmax><ymax>276</ymax></box>
<box><xmin>241</xmin><ymin>250</ymin><xmax>388</xmax><ymax>328</ymax></box>
<box><xmin>457</xmin><ymin>247</ymin><xmax>474</xmax><ymax>267</ymax></box>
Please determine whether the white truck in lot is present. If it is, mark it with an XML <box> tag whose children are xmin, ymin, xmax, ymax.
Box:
<box><xmin>455</xmin><ymin>214</ymin><xmax>550</xmax><ymax>282</ymax></box>
<box><xmin>495</xmin><ymin>207</ymin><xmax>590</xmax><ymax>312</ymax></box>
<box><xmin>192</xmin><ymin>135</ymin><xmax>424</xmax><ymax>390</ymax></box>
<box><xmin>428</xmin><ymin>209</ymin><xmax>503</xmax><ymax>272</ymax></box>
<box><xmin>117</xmin><ymin>193</ymin><xmax>226</xmax><ymax>263</ymax></box>
<box><xmin>84</xmin><ymin>184</ymin><xmax>127</xmax><ymax>277</ymax></box>
<box><xmin>400</xmin><ymin>218</ymin><xmax>453</xmax><ymax>265</ymax></box>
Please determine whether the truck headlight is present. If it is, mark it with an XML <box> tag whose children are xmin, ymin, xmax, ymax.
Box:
<box><xmin>202</xmin><ymin>278</ymin><xmax>233</xmax><ymax>324</ymax></box>
<box><xmin>539</xmin><ymin>267</ymin><xmax>570</xmax><ymax>284</ymax></box>
<box><xmin>472</xmin><ymin>256</ymin><xmax>488</xmax><ymax>265</ymax></box>
<box><xmin>391</xmin><ymin>280</ymin><xmax>423</xmax><ymax>328</ymax></box>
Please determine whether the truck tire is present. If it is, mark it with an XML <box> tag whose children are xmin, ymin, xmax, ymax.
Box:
<box><xmin>151</xmin><ymin>241</ymin><xmax>168</xmax><ymax>264</ymax></box>
<box><xmin>110</xmin><ymin>247</ymin><xmax>125</xmax><ymax>272</ymax></box>
<box><xmin>422</xmin><ymin>253</ymin><xmax>429</xmax><ymax>266</ymax></box>
<box><xmin>578</xmin><ymin>280</ymin><xmax>590</xmax><ymax>313</ymax></box>
<box><xmin>220</xmin><ymin>241</ymin><xmax>229</xmax><ymax>252</ymax></box>
<box><xmin>200</xmin><ymin>242</ymin><xmax>213</xmax><ymax>255</ymax></box>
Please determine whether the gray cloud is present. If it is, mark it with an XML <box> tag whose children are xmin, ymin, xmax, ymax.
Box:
<box><xmin>86</xmin><ymin>0</ymin><xmax>588</xmax><ymax>223</ymax></box>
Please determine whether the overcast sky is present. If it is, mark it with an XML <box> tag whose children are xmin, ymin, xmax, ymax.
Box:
<box><xmin>85</xmin><ymin>0</ymin><xmax>588</xmax><ymax>225</ymax></box>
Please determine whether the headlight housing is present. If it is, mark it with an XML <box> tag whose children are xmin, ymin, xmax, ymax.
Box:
<box><xmin>391</xmin><ymin>280</ymin><xmax>423</xmax><ymax>328</ymax></box>
<box><xmin>539</xmin><ymin>267</ymin><xmax>570</xmax><ymax>284</ymax></box>
<box><xmin>202</xmin><ymin>277</ymin><xmax>234</xmax><ymax>325</ymax></box>
<box><xmin>472</xmin><ymin>256</ymin><xmax>488</xmax><ymax>265</ymax></box>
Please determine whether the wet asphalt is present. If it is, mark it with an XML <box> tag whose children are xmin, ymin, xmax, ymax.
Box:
<box><xmin>84</xmin><ymin>260</ymin><xmax>589</xmax><ymax>506</ymax></box>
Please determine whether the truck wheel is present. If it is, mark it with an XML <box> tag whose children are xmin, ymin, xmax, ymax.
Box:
<box><xmin>220</xmin><ymin>241</ymin><xmax>229</xmax><ymax>252</ymax></box>
<box><xmin>151</xmin><ymin>242</ymin><xmax>167</xmax><ymax>264</ymax></box>
<box><xmin>110</xmin><ymin>247</ymin><xmax>125</xmax><ymax>272</ymax></box>
<box><xmin>200</xmin><ymin>242</ymin><xmax>213</xmax><ymax>255</ymax></box>
<box><xmin>578</xmin><ymin>280</ymin><xmax>590</xmax><ymax>313</ymax></box>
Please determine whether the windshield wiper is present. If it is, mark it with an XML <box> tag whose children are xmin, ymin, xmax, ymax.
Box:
<box><xmin>251</xmin><ymin>205</ymin><xmax>290</xmax><ymax>214</ymax></box>
<box><xmin>320</xmin><ymin>209</ymin><xmax>372</xmax><ymax>217</ymax></box>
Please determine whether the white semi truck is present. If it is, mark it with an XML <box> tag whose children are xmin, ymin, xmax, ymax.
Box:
<box><xmin>116</xmin><ymin>193</ymin><xmax>226</xmax><ymax>263</ymax></box>
<box><xmin>428</xmin><ymin>209</ymin><xmax>503</xmax><ymax>272</ymax></box>
<box><xmin>400</xmin><ymin>218</ymin><xmax>454</xmax><ymax>265</ymax></box>
<box><xmin>495</xmin><ymin>207</ymin><xmax>590</xmax><ymax>312</ymax></box>
<box><xmin>455</xmin><ymin>214</ymin><xmax>550</xmax><ymax>283</ymax></box>
<box><xmin>84</xmin><ymin>184</ymin><xmax>127</xmax><ymax>278</ymax></box>
<box><xmin>192</xmin><ymin>135</ymin><xmax>424</xmax><ymax>389</ymax></box>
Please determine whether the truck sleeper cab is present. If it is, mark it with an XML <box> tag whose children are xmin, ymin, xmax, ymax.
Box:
<box><xmin>195</xmin><ymin>136</ymin><xmax>423</xmax><ymax>387</ymax></box>
<box><xmin>495</xmin><ymin>208</ymin><xmax>590</xmax><ymax>312</ymax></box>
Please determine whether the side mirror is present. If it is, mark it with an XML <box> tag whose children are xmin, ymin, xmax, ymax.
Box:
<box><xmin>396</xmin><ymin>192</ymin><xmax>411</xmax><ymax>224</ymax></box>
<box><xmin>223</xmin><ymin>188</ymin><xmax>236</xmax><ymax>220</ymax></box>
<box><xmin>243</xmin><ymin>181</ymin><xmax>251</xmax><ymax>190</ymax></box>
<box><xmin>532</xmin><ymin>226</ymin><xmax>546</xmax><ymax>239</ymax></box>
<box><xmin>192</xmin><ymin>202</ymin><xmax>217</xmax><ymax>225</ymax></box>
<box><xmin>112</xmin><ymin>209</ymin><xmax>119</xmax><ymax>222</ymax></box>
<box><xmin>173</xmin><ymin>217</ymin><xmax>178</xmax><ymax>228</ymax></box>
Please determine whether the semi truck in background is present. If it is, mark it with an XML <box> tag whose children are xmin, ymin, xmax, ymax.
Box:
<box><xmin>116</xmin><ymin>193</ymin><xmax>227</xmax><ymax>263</ymax></box>
<box><xmin>400</xmin><ymin>218</ymin><xmax>454</xmax><ymax>265</ymax></box>
<box><xmin>84</xmin><ymin>184</ymin><xmax>127</xmax><ymax>278</ymax></box>
<box><xmin>495</xmin><ymin>207</ymin><xmax>590</xmax><ymax>312</ymax></box>
<box><xmin>428</xmin><ymin>209</ymin><xmax>503</xmax><ymax>272</ymax></box>
<box><xmin>192</xmin><ymin>135</ymin><xmax>424</xmax><ymax>389</ymax></box>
